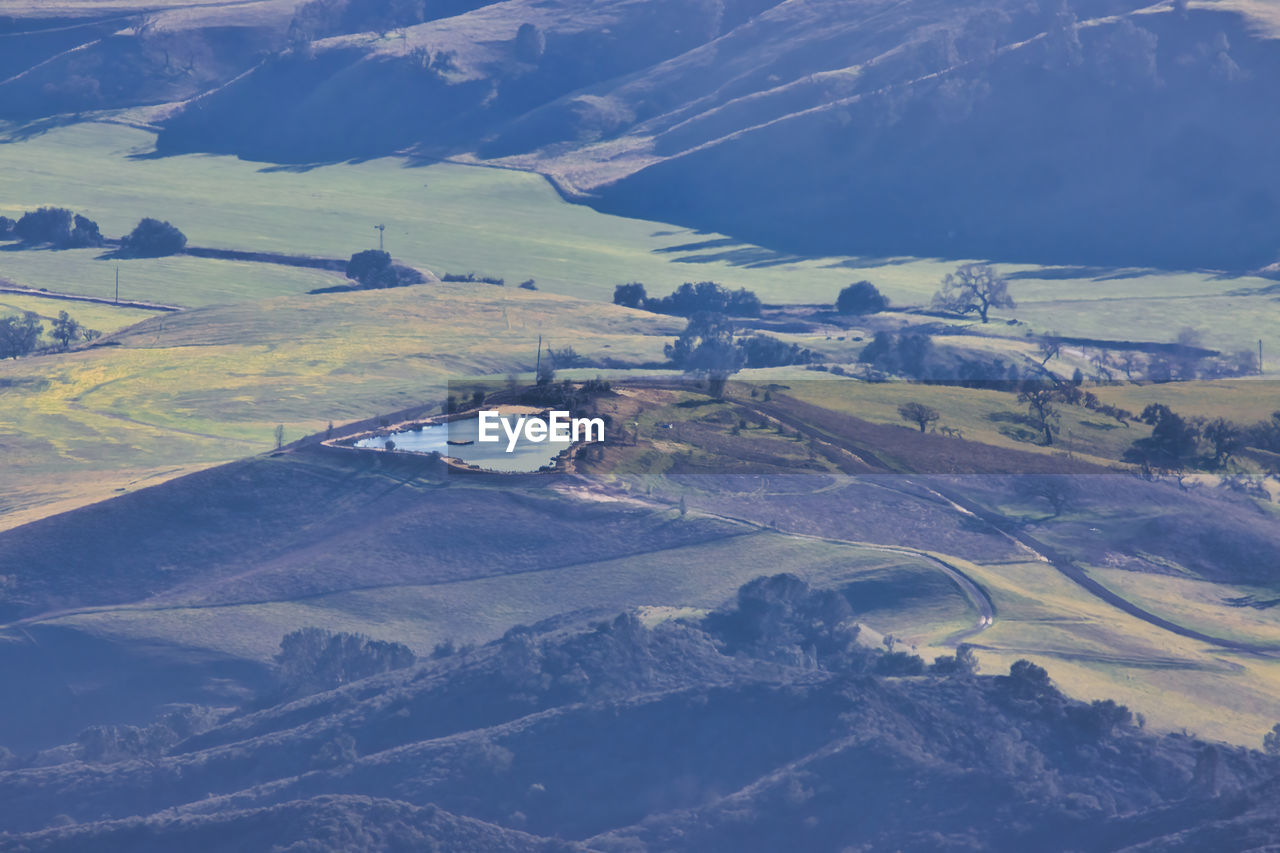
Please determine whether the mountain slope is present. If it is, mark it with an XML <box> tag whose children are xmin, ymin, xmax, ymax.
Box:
<box><xmin>2</xmin><ymin>589</ymin><xmax>1279</xmax><ymax>851</ymax></box>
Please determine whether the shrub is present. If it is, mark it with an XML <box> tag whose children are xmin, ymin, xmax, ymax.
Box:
<box><xmin>860</xmin><ymin>332</ymin><xmax>936</xmax><ymax>378</ymax></box>
<box><xmin>836</xmin><ymin>280</ymin><xmax>888</xmax><ymax>314</ymax></box>
<box><xmin>68</xmin><ymin>214</ymin><xmax>104</xmax><ymax>248</ymax></box>
<box><xmin>897</xmin><ymin>401</ymin><xmax>940</xmax><ymax>433</ymax></box>
<box><xmin>50</xmin><ymin>310</ymin><xmax>82</xmax><ymax>350</ymax></box>
<box><xmin>15</xmin><ymin>207</ymin><xmax>72</xmax><ymax>246</ymax></box>
<box><xmin>12</xmin><ymin>208</ymin><xmax>103</xmax><ymax>248</ymax></box>
<box><xmin>275</xmin><ymin>627</ymin><xmax>415</xmax><ymax>698</ymax></box>
<box><xmin>548</xmin><ymin>346</ymin><xmax>588</xmax><ymax>369</ymax></box>
<box><xmin>703</xmin><ymin>574</ymin><xmax>863</xmax><ymax>671</ymax></box>
<box><xmin>0</xmin><ymin>312</ymin><xmax>43</xmax><ymax>359</ymax></box>
<box><xmin>121</xmin><ymin>218</ymin><xmax>187</xmax><ymax>257</ymax></box>
<box><xmin>873</xmin><ymin>651</ymin><xmax>926</xmax><ymax>676</ymax></box>
<box><xmin>515</xmin><ymin>22</ymin><xmax>546</xmax><ymax>61</ymax></box>
<box><xmin>442</xmin><ymin>271</ymin><xmax>504</xmax><ymax>285</ymax></box>
<box><xmin>645</xmin><ymin>281</ymin><xmax>762</xmax><ymax>317</ymax></box>
<box><xmin>737</xmin><ymin>333</ymin><xmax>816</xmax><ymax>368</ymax></box>
<box><xmin>612</xmin><ymin>282</ymin><xmax>647</xmax><ymax>308</ymax></box>
<box><xmin>346</xmin><ymin>249</ymin><xmax>398</xmax><ymax>288</ymax></box>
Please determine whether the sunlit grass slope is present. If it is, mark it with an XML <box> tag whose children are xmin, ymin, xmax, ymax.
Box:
<box><xmin>0</xmin><ymin>283</ymin><xmax>677</xmax><ymax>530</ymax></box>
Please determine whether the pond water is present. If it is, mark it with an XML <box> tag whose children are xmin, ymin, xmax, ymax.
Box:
<box><xmin>353</xmin><ymin>414</ymin><xmax>572</xmax><ymax>473</ymax></box>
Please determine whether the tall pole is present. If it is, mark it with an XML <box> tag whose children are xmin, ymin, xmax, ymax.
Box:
<box><xmin>1260</xmin><ymin>339</ymin><xmax>1264</xmax><ymax>375</ymax></box>
<box><xmin>374</xmin><ymin>224</ymin><xmax>385</xmax><ymax>252</ymax></box>
<box><xmin>114</xmin><ymin>265</ymin><xmax>119</xmax><ymax>304</ymax></box>
<box><xmin>535</xmin><ymin>334</ymin><xmax>542</xmax><ymax>378</ymax></box>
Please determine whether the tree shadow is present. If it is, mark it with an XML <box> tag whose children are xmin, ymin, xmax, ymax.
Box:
<box><xmin>661</xmin><ymin>245</ymin><xmax>811</xmax><ymax>268</ymax></box>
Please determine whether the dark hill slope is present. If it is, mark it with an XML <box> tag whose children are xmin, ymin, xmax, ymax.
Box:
<box><xmin>8</xmin><ymin>1</ymin><xmax>1277</xmax><ymax>268</ymax></box>
<box><xmin>588</xmin><ymin>2</ymin><xmax>1280</xmax><ymax>269</ymax></box>
<box><xmin>142</xmin><ymin>0</ymin><xmax>1280</xmax><ymax>271</ymax></box>
<box><xmin>0</xmin><ymin>449</ymin><xmax>740</xmax><ymax>625</ymax></box>
<box><xmin>1</xmin><ymin>587</ymin><xmax>1279</xmax><ymax>852</ymax></box>
<box><xmin>0</xmin><ymin>795</ymin><xmax>576</xmax><ymax>853</ymax></box>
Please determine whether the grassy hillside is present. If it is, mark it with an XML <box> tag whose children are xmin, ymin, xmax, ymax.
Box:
<box><xmin>0</xmin><ymin>121</ymin><xmax>888</xmax><ymax>306</ymax></box>
<box><xmin>0</xmin><ymin>291</ymin><xmax>160</xmax><ymax>334</ymax></box>
<box><xmin>5</xmin><ymin>121</ymin><xmax>1277</xmax><ymax>360</ymax></box>
<box><xmin>0</xmin><ymin>441</ymin><xmax>973</xmax><ymax>748</ymax></box>
<box><xmin>0</xmin><ymin>283</ymin><xmax>675</xmax><ymax>529</ymax></box>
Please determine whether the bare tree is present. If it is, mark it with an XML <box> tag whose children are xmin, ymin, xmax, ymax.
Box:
<box><xmin>1037</xmin><ymin>334</ymin><xmax>1060</xmax><ymax>366</ymax></box>
<box><xmin>1014</xmin><ymin>476</ymin><xmax>1078</xmax><ymax>517</ymax></box>
<box><xmin>931</xmin><ymin>263</ymin><xmax>1014</xmax><ymax>323</ymax></box>
<box><xmin>1017</xmin><ymin>382</ymin><xmax>1060</xmax><ymax>445</ymax></box>
<box><xmin>898</xmin><ymin>401</ymin><xmax>940</xmax><ymax>433</ymax></box>
<box><xmin>1117</xmin><ymin>351</ymin><xmax>1141</xmax><ymax>381</ymax></box>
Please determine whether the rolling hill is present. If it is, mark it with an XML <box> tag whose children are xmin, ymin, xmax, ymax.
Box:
<box><xmin>5</xmin><ymin>0</ymin><xmax>1274</xmax><ymax>270</ymax></box>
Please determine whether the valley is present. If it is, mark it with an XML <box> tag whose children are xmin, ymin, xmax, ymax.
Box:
<box><xmin>2</xmin><ymin>0</ymin><xmax>1280</xmax><ymax>849</ymax></box>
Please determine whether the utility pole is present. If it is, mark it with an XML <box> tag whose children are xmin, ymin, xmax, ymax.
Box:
<box><xmin>1260</xmin><ymin>339</ymin><xmax>1264</xmax><ymax>375</ymax></box>
<box><xmin>114</xmin><ymin>265</ymin><xmax>119</xmax><ymax>304</ymax></box>
<box><xmin>374</xmin><ymin>224</ymin><xmax>386</xmax><ymax>252</ymax></box>
<box><xmin>535</xmin><ymin>334</ymin><xmax>542</xmax><ymax>378</ymax></box>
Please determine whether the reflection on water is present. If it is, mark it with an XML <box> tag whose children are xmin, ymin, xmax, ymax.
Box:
<box><xmin>354</xmin><ymin>414</ymin><xmax>571</xmax><ymax>473</ymax></box>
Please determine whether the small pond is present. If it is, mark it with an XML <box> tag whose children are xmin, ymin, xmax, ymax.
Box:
<box><xmin>354</xmin><ymin>413</ymin><xmax>572</xmax><ymax>473</ymax></box>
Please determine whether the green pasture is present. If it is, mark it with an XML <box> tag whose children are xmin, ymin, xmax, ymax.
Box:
<box><xmin>1084</xmin><ymin>567</ymin><xmax>1280</xmax><ymax>648</ymax></box>
<box><xmin>783</xmin><ymin>377</ymin><xmax>1148</xmax><ymax>465</ymax></box>
<box><xmin>956</xmin><ymin>555</ymin><xmax>1280</xmax><ymax>747</ymax></box>
<box><xmin>42</xmin><ymin>524</ymin><xmax>971</xmax><ymax>661</ymax></box>
<box><xmin>0</xmin><ymin>283</ymin><xmax>676</xmax><ymax>529</ymax></box>
<box><xmin>1095</xmin><ymin>378</ymin><xmax>1280</xmax><ymax>424</ymax></box>
<box><xmin>0</xmin><ymin>121</ymin><xmax>891</xmax><ymax>306</ymax></box>
<box><xmin>0</xmin><ymin>291</ymin><xmax>159</xmax><ymax>334</ymax></box>
<box><xmin>0</xmin><ymin>248</ymin><xmax>345</xmax><ymax>308</ymax></box>
<box><xmin>7</xmin><ymin>120</ymin><xmax>1276</xmax><ymax>358</ymax></box>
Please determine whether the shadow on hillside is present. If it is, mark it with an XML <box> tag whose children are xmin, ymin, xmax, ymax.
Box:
<box><xmin>0</xmin><ymin>114</ymin><xmax>81</xmax><ymax>144</ymax></box>
<box><xmin>656</xmin><ymin>241</ymin><xmax>813</xmax><ymax>268</ymax></box>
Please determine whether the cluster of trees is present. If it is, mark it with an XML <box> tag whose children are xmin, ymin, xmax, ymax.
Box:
<box><xmin>614</xmin><ymin>281</ymin><xmax>762</xmax><ymax>317</ymax></box>
<box><xmin>289</xmin><ymin>0</ymin><xmax>426</xmax><ymax>44</ymax></box>
<box><xmin>1123</xmin><ymin>403</ymin><xmax>1280</xmax><ymax>472</ymax></box>
<box><xmin>441</xmin><ymin>271</ymin><xmax>505</xmax><ymax>285</ymax></box>
<box><xmin>78</xmin><ymin>705</ymin><xmax>220</xmax><ymax>763</ymax></box>
<box><xmin>2</xmin><ymin>207</ymin><xmax>103</xmax><ymax>249</ymax></box>
<box><xmin>737</xmin><ymin>333</ymin><xmax>817</xmax><ymax>369</ymax></box>
<box><xmin>664</xmin><ymin>314</ymin><xmax>816</xmax><ymax>391</ymax></box>
<box><xmin>345</xmin><ymin>250</ymin><xmax>425</xmax><ymax>289</ymax></box>
<box><xmin>702</xmin><ymin>573</ymin><xmax>979</xmax><ymax>678</ymax></box>
<box><xmin>0</xmin><ymin>208</ymin><xmax>188</xmax><ymax>256</ymax></box>
<box><xmin>858</xmin><ymin>330</ymin><xmax>936</xmax><ymax>378</ymax></box>
<box><xmin>275</xmin><ymin>627</ymin><xmax>415</xmax><ymax>699</ymax></box>
<box><xmin>0</xmin><ymin>310</ymin><xmax>98</xmax><ymax>359</ymax></box>
<box><xmin>520</xmin><ymin>377</ymin><xmax>614</xmax><ymax>412</ymax></box>
<box><xmin>49</xmin><ymin>310</ymin><xmax>99</xmax><ymax>350</ymax></box>
<box><xmin>1054</xmin><ymin>329</ymin><xmax>1259</xmax><ymax>384</ymax></box>
<box><xmin>1009</xmin><ymin>377</ymin><xmax>1134</xmax><ymax>446</ymax></box>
